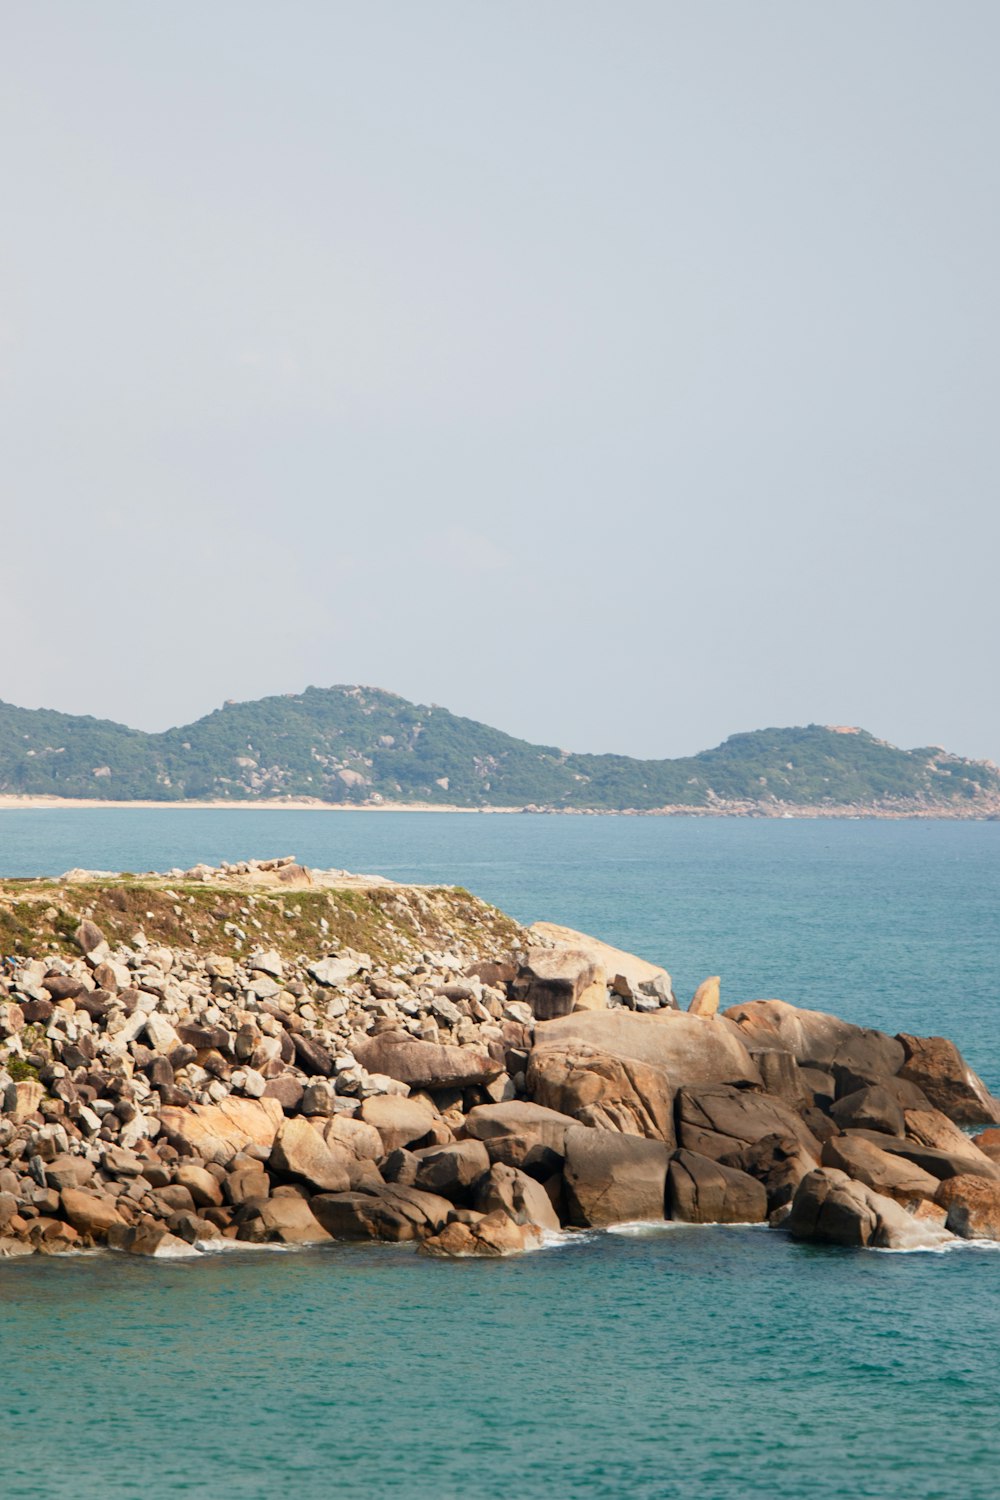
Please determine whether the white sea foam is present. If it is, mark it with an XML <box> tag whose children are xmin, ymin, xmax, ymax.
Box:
<box><xmin>606</xmin><ymin>1218</ymin><xmax>770</xmax><ymax>1235</ymax></box>
<box><xmin>873</xmin><ymin>1236</ymin><xmax>1000</xmax><ymax>1256</ymax></box>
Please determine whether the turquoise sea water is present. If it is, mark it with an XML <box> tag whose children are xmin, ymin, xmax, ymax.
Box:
<box><xmin>1</xmin><ymin>811</ymin><xmax>998</xmax><ymax>1499</ymax></box>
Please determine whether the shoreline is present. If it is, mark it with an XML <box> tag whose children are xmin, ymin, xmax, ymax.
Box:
<box><xmin>0</xmin><ymin>794</ymin><xmax>997</xmax><ymax>820</ymax></box>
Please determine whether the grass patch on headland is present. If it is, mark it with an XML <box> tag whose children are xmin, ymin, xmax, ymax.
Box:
<box><xmin>0</xmin><ymin>875</ymin><xmax>524</xmax><ymax>966</ymax></box>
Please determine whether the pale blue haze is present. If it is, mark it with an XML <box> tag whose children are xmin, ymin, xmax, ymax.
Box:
<box><xmin>0</xmin><ymin>812</ymin><xmax>998</xmax><ymax>1498</ymax></box>
<box><xmin>3</xmin><ymin>4</ymin><xmax>1000</xmax><ymax>762</ymax></box>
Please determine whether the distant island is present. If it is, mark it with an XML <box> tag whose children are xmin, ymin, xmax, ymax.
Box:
<box><xmin>1</xmin><ymin>686</ymin><xmax>998</xmax><ymax>817</ymax></box>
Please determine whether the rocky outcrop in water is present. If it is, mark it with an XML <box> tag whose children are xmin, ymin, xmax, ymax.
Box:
<box><xmin>0</xmin><ymin>860</ymin><xmax>996</xmax><ymax>1260</ymax></box>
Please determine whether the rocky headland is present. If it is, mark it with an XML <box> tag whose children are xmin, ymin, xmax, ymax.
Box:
<box><xmin>1</xmin><ymin>856</ymin><xmax>998</xmax><ymax>1261</ymax></box>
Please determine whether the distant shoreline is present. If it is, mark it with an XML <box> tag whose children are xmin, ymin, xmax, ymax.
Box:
<box><xmin>0</xmin><ymin>794</ymin><xmax>996</xmax><ymax>820</ymax></box>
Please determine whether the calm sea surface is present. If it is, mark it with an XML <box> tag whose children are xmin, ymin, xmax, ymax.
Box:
<box><xmin>1</xmin><ymin>811</ymin><xmax>998</xmax><ymax>1499</ymax></box>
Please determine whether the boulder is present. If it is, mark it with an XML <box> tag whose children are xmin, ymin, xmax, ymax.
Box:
<box><xmin>44</xmin><ymin>1154</ymin><xmax>96</xmax><ymax>1192</ymax></box>
<box><xmin>725</xmin><ymin>1000</ymin><xmax>904</xmax><ymax>1077</ymax></box>
<box><xmin>746</xmin><ymin>1048</ymin><xmax>810</xmax><ymax>1107</ymax></box>
<box><xmin>224</xmin><ymin>1167</ymin><xmax>270</xmax><ymax>1205</ymax></box>
<box><xmin>832</xmin><ymin>1068</ymin><xmax>930</xmax><ymax>1110</ymax></box>
<box><xmin>420</xmin><ymin>1211</ymin><xmax>543</xmax><ymax>1257</ymax></box>
<box><xmin>159</xmin><ymin>1097</ymin><xmax>284</xmax><ymax>1166</ymax></box>
<box><xmin>262</xmin><ymin>1075</ymin><xmax>305</xmax><ymax>1113</ymax></box>
<box><xmin>167</xmin><ymin>1211</ymin><xmax>222</xmax><ymax>1245</ymax></box>
<box><xmin>353</xmin><ymin>1033</ymin><xmax>502</xmax><ymax>1090</ymax></box>
<box><xmin>320</xmin><ymin>1115</ymin><xmax>384</xmax><ymax>1162</ymax></box>
<box><xmin>514</xmin><ymin>946</ymin><xmax>607</xmax><ymax>1019</ymax></box>
<box><xmin>562</xmin><ymin>1126</ymin><xmax>670</xmax><ymax>1227</ymax></box>
<box><xmin>535</xmin><ymin>1010</ymin><xmax>761</xmax><ymax>1090</ymax></box>
<box><xmin>312</xmin><ymin>1184</ymin><xmax>452</xmax><ymax>1242</ymax></box>
<box><xmin>381</xmin><ymin>1148</ymin><xmax>419</xmax><ymax>1186</ymax></box>
<box><xmin>292</xmin><ymin>1034</ymin><xmax>334</xmax><ymax>1077</ymax></box>
<box><xmin>60</xmin><ymin>1188</ymin><xmax>125</xmax><ymax>1237</ymax></box>
<box><xmin>676</xmin><ymin>1084</ymin><xmax>821</xmax><ymax>1162</ymax></box>
<box><xmin>308</xmin><ymin>955</ymin><xmax>367</xmax><ymax>987</ymax></box>
<box><xmin>465</xmin><ymin>1101</ymin><xmax>579</xmax><ymax>1155</ymax></box>
<box><xmin>4</xmin><ymin>1079</ymin><xmax>45</xmax><ymax>1122</ymax></box>
<box><xmin>842</xmin><ymin>1130</ymin><xmax>1000</xmax><ymax>1183</ymax></box>
<box><xmin>412</xmin><ymin>1140</ymin><xmax>491</xmax><ymax>1200</ymax></box>
<box><xmin>786</xmin><ymin>1167</ymin><xmax>953</xmax><ymax>1250</ymax></box>
<box><xmin>245</xmin><ymin>1196</ymin><xmax>332</xmax><ymax>1245</ymax></box>
<box><xmin>74</xmin><ymin>920</ymin><xmax>110</xmax><ymax>964</ymax></box>
<box><xmin>903</xmin><ymin>1108</ymin><xmax>997</xmax><ymax>1160</ymax></box>
<box><xmin>526</xmin><ymin>1044</ymin><xmax>674</xmax><ymax>1142</ymax></box>
<box><xmin>935</xmin><ymin>1175</ymin><xmax>1000</xmax><ymax>1240</ymax></box>
<box><xmin>820</xmin><ymin>1135</ymin><xmax>940</xmax><ymax>1205</ymax></box>
<box><xmin>971</xmin><ymin>1128</ymin><xmax>1000</xmax><ymax>1164</ymax></box>
<box><xmin>829</xmin><ymin>1085</ymin><xmax>905</xmax><ymax>1137</ymax></box>
<box><xmin>688</xmin><ymin>977</ymin><xmax>720</xmax><ymax>1017</ymax></box>
<box><xmin>174</xmin><ymin>1163</ymin><xmax>224</xmax><ymax>1208</ymax></box>
<box><xmin>667</xmin><ymin>1149</ymin><xmax>767</xmax><ymax>1223</ymax></box>
<box><xmin>476</xmin><ymin>1132</ymin><xmax>565</xmax><ymax>1181</ymax></box>
<box><xmin>269</xmin><ymin>1118</ymin><xmax>352</xmax><ymax>1192</ymax></box>
<box><xmin>359</xmin><ymin>1095</ymin><xmax>437</xmax><ymax>1153</ymax></box>
<box><xmin>475</xmin><ymin>1162</ymin><xmax>561</xmax><ymax>1232</ymax></box>
<box><xmin>527</xmin><ymin>923</ymin><xmax>675</xmax><ymax>1008</ymax></box>
<box><xmin>896</xmin><ymin>1034</ymin><xmax>1000</xmax><ymax>1126</ymax></box>
<box><xmin>111</xmin><ymin>1223</ymin><xmax>197</xmax><ymax>1258</ymax></box>
<box><xmin>800</xmin><ymin>1066</ymin><xmax>836</xmax><ymax>1108</ymax></box>
<box><xmin>720</xmin><ymin>1133</ymin><xmax>818</xmax><ymax>1212</ymax></box>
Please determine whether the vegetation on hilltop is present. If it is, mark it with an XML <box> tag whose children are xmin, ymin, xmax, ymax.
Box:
<box><xmin>0</xmin><ymin>687</ymin><xmax>997</xmax><ymax>813</ymax></box>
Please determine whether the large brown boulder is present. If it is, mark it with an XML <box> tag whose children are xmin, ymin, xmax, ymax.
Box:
<box><xmin>526</xmin><ymin>1044</ymin><xmax>674</xmax><ymax>1142</ymax></box>
<box><xmin>464</xmin><ymin>1101</ymin><xmax>579</xmax><ymax>1155</ymax></box>
<box><xmin>535</xmin><ymin>1010</ymin><xmax>761</xmax><ymax>1090</ymax></box>
<box><xmin>935</xmin><ymin>1175</ymin><xmax>1000</xmax><ymax>1239</ymax></box>
<box><xmin>159</xmin><ymin>1097</ymin><xmax>284</xmax><ymax>1166</ymax></box>
<box><xmin>420</xmin><ymin>1212</ymin><xmax>543</xmax><ymax>1257</ymax></box>
<box><xmin>820</xmin><ymin>1135</ymin><xmax>941</xmax><ymax>1205</ymax></box>
<box><xmin>269</xmin><ymin>1118</ymin><xmax>352</xmax><ymax>1193</ymax></box>
<box><xmin>843</xmin><ymin>1129</ymin><xmax>1000</xmax><ymax>1183</ymax></box>
<box><xmin>829</xmin><ymin>1085</ymin><xmax>905</xmax><ymax>1137</ymax></box>
<box><xmin>971</xmin><ymin>1128</ymin><xmax>1000</xmax><ymax>1164</ymax></box>
<box><xmin>527</xmin><ymin>923</ymin><xmax>675</xmax><ymax>1008</ymax></box>
<box><xmin>174</xmin><ymin>1163</ymin><xmax>224</xmax><ymax>1208</ymax></box>
<box><xmin>721</xmin><ymin>1133</ymin><xmax>818</xmax><ymax>1212</ymax></box>
<box><xmin>312</xmin><ymin>1184</ymin><xmax>452</xmax><ymax>1242</ymax></box>
<box><xmin>359</xmin><ymin>1095</ymin><xmax>437</xmax><ymax>1154</ymax></box>
<box><xmin>476</xmin><ymin>1162</ymin><xmax>561</xmax><ymax>1232</ymax></box>
<box><xmin>109</xmin><ymin>1223</ymin><xmax>196</xmax><ymax>1258</ymax></box>
<box><xmin>353</xmin><ymin>1033</ymin><xmax>502</xmax><ymax>1091</ymax></box>
<box><xmin>60</xmin><ymin>1188</ymin><xmax>125</xmax><ymax>1238</ymax></box>
<box><xmin>896</xmin><ymin>1034</ymin><xmax>1000</xmax><ymax>1126</ymax></box>
<box><xmin>562</xmin><ymin>1126</ymin><xmax>669</xmax><ymax>1227</ymax></box>
<box><xmin>724</xmin><ymin>1000</ymin><xmax>904</xmax><ymax>1077</ymax></box>
<box><xmin>238</xmin><ymin>1196</ymin><xmax>333</xmax><ymax>1245</ymax></box>
<box><xmin>746</xmin><ymin>1049</ymin><xmax>810</xmax><ymax>1108</ymax></box>
<box><xmin>688</xmin><ymin>977</ymin><xmax>720</xmax><ymax>1017</ymax></box>
<box><xmin>319</xmin><ymin>1115</ymin><xmax>384</xmax><ymax>1162</ymax></box>
<box><xmin>412</xmin><ymin>1140</ymin><xmax>491</xmax><ymax>1200</ymax></box>
<box><xmin>514</xmin><ymin>946</ymin><xmax>607</xmax><ymax>1019</ymax></box>
<box><xmin>786</xmin><ymin>1167</ymin><xmax>952</xmax><ymax>1250</ymax></box>
<box><xmin>668</xmin><ymin>1149</ymin><xmax>767</xmax><ymax>1223</ymax></box>
<box><xmin>676</xmin><ymin>1084</ymin><xmax>821</xmax><ymax>1162</ymax></box>
<box><xmin>903</xmin><ymin>1107</ymin><xmax>997</xmax><ymax>1160</ymax></box>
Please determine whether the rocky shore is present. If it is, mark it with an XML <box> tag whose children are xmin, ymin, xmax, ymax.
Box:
<box><xmin>1</xmin><ymin>857</ymin><xmax>998</xmax><ymax>1260</ymax></box>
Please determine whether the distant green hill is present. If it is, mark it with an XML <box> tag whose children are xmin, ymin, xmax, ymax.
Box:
<box><xmin>0</xmin><ymin>687</ymin><xmax>997</xmax><ymax>814</ymax></box>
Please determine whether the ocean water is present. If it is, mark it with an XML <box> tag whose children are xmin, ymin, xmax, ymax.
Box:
<box><xmin>0</xmin><ymin>810</ymin><xmax>998</xmax><ymax>1499</ymax></box>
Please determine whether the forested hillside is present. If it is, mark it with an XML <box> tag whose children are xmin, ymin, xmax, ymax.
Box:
<box><xmin>0</xmin><ymin>687</ymin><xmax>997</xmax><ymax>813</ymax></box>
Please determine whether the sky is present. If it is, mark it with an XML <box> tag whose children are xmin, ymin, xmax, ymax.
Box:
<box><xmin>2</xmin><ymin>2</ymin><xmax>998</xmax><ymax>762</ymax></box>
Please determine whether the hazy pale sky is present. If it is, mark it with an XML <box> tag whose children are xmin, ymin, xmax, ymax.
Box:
<box><xmin>3</xmin><ymin>3</ymin><xmax>998</xmax><ymax>761</ymax></box>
